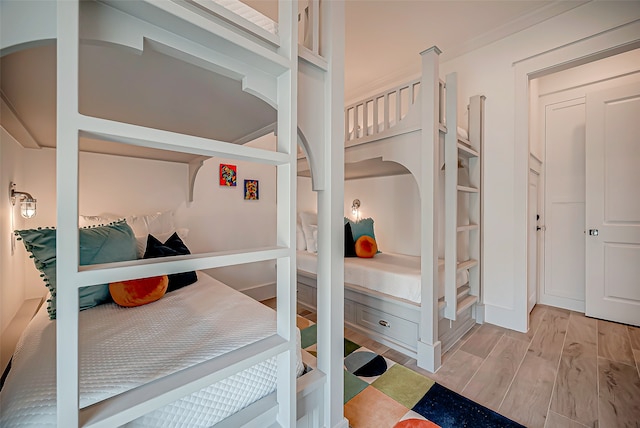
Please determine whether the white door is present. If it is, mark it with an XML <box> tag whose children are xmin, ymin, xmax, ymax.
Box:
<box><xmin>528</xmin><ymin>167</ymin><xmax>540</xmax><ymax>313</ymax></box>
<box><xmin>542</xmin><ymin>98</ymin><xmax>586</xmax><ymax>312</ymax></box>
<box><xmin>585</xmin><ymin>82</ymin><xmax>640</xmax><ymax>327</ymax></box>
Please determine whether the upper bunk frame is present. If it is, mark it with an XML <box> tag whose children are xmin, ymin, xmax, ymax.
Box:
<box><xmin>1</xmin><ymin>0</ymin><xmax>345</xmax><ymax>426</ymax></box>
<box><xmin>298</xmin><ymin>47</ymin><xmax>485</xmax><ymax>373</ymax></box>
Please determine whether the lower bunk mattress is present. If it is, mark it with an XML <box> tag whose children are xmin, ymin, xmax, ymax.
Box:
<box><xmin>1</xmin><ymin>272</ymin><xmax>303</xmax><ymax>427</ymax></box>
<box><xmin>297</xmin><ymin>251</ymin><xmax>468</xmax><ymax>304</ymax></box>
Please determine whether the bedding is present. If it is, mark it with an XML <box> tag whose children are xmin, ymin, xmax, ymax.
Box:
<box><xmin>143</xmin><ymin>232</ymin><xmax>198</xmax><ymax>292</ymax></box>
<box><xmin>297</xmin><ymin>251</ymin><xmax>468</xmax><ymax>304</ymax></box>
<box><xmin>214</xmin><ymin>0</ymin><xmax>278</xmax><ymax>34</ymax></box>
<box><xmin>78</xmin><ymin>210</ymin><xmax>188</xmax><ymax>258</ymax></box>
<box><xmin>190</xmin><ymin>0</ymin><xmax>279</xmax><ymax>35</ymax></box>
<box><xmin>0</xmin><ymin>272</ymin><xmax>304</xmax><ymax>427</ymax></box>
<box><xmin>354</xmin><ymin>236</ymin><xmax>378</xmax><ymax>258</ymax></box>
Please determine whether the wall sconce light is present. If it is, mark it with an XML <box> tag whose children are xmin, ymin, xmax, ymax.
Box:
<box><xmin>9</xmin><ymin>182</ymin><xmax>37</xmax><ymax>219</ymax></box>
<box><xmin>351</xmin><ymin>199</ymin><xmax>360</xmax><ymax>220</ymax></box>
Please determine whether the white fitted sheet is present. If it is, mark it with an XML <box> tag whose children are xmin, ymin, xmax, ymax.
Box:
<box><xmin>190</xmin><ymin>0</ymin><xmax>278</xmax><ymax>34</ymax></box>
<box><xmin>1</xmin><ymin>272</ymin><xmax>302</xmax><ymax>427</ymax></box>
<box><xmin>297</xmin><ymin>251</ymin><xmax>469</xmax><ymax>304</ymax></box>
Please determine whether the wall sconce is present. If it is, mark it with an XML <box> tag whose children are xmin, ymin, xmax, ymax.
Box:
<box><xmin>9</xmin><ymin>182</ymin><xmax>37</xmax><ymax>219</ymax></box>
<box><xmin>351</xmin><ymin>199</ymin><xmax>360</xmax><ymax>221</ymax></box>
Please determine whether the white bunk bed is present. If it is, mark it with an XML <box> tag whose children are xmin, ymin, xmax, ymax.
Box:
<box><xmin>297</xmin><ymin>47</ymin><xmax>485</xmax><ymax>372</ymax></box>
<box><xmin>0</xmin><ymin>0</ymin><xmax>346</xmax><ymax>427</ymax></box>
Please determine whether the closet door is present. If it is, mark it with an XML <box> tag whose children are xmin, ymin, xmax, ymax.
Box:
<box><xmin>542</xmin><ymin>98</ymin><xmax>586</xmax><ymax>312</ymax></box>
<box><xmin>585</xmin><ymin>82</ymin><xmax>640</xmax><ymax>327</ymax></box>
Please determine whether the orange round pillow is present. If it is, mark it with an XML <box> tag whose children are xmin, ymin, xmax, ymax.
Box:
<box><xmin>109</xmin><ymin>275</ymin><xmax>169</xmax><ymax>307</ymax></box>
<box><xmin>355</xmin><ymin>235</ymin><xmax>378</xmax><ymax>258</ymax></box>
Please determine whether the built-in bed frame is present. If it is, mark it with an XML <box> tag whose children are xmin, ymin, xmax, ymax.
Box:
<box><xmin>1</xmin><ymin>0</ymin><xmax>346</xmax><ymax>427</ymax></box>
<box><xmin>297</xmin><ymin>48</ymin><xmax>485</xmax><ymax>372</ymax></box>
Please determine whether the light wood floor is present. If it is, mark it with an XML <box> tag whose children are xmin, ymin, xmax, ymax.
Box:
<box><xmin>264</xmin><ymin>299</ymin><xmax>640</xmax><ymax>428</ymax></box>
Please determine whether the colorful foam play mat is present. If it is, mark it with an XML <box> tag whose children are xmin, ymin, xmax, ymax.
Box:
<box><xmin>300</xmin><ymin>323</ymin><xmax>525</xmax><ymax>428</ymax></box>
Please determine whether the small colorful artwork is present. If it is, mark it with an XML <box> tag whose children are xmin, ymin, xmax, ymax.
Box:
<box><xmin>244</xmin><ymin>179</ymin><xmax>259</xmax><ymax>200</ymax></box>
<box><xmin>219</xmin><ymin>164</ymin><xmax>237</xmax><ymax>186</ymax></box>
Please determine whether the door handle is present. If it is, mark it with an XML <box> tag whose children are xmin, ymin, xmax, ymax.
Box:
<box><xmin>536</xmin><ymin>225</ymin><xmax>546</xmax><ymax>231</ymax></box>
<box><xmin>588</xmin><ymin>229</ymin><xmax>599</xmax><ymax>236</ymax></box>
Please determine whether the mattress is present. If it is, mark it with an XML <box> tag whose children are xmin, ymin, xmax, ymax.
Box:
<box><xmin>1</xmin><ymin>272</ymin><xmax>303</xmax><ymax>427</ymax></box>
<box><xmin>297</xmin><ymin>251</ymin><xmax>469</xmax><ymax>304</ymax></box>
<box><xmin>190</xmin><ymin>0</ymin><xmax>278</xmax><ymax>35</ymax></box>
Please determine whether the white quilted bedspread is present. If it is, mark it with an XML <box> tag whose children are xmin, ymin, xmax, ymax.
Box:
<box><xmin>1</xmin><ymin>273</ymin><xmax>301</xmax><ymax>427</ymax></box>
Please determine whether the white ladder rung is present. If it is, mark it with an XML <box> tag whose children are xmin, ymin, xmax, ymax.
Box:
<box><xmin>457</xmin><ymin>185</ymin><xmax>479</xmax><ymax>193</ymax></box>
<box><xmin>80</xmin><ymin>335</ymin><xmax>288</xmax><ymax>428</ymax></box>
<box><xmin>77</xmin><ymin>247</ymin><xmax>289</xmax><ymax>287</ymax></box>
<box><xmin>457</xmin><ymin>259</ymin><xmax>478</xmax><ymax>272</ymax></box>
<box><xmin>457</xmin><ymin>224</ymin><xmax>479</xmax><ymax>232</ymax></box>
<box><xmin>77</xmin><ymin>115</ymin><xmax>289</xmax><ymax>166</ymax></box>
<box><xmin>457</xmin><ymin>141</ymin><xmax>479</xmax><ymax>158</ymax></box>
<box><xmin>457</xmin><ymin>294</ymin><xmax>478</xmax><ymax>316</ymax></box>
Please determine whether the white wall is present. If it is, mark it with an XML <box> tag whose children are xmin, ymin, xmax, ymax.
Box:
<box><xmin>0</xmin><ymin>129</ymin><xmax>27</xmax><ymax>334</ymax></box>
<box><xmin>299</xmin><ymin>173</ymin><xmax>421</xmax><ymax>255</ymax></box>
<box><xmin>433</xmin><ymin>1</ymin><xmax>640</xmax><ymax>331</ymax></box>
<box><xmin>344</xmin><ymin>174</ymin><xmax>421</xmax><ymax>256</ymax></box>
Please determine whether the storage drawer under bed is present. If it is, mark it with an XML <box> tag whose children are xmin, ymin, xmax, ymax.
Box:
<box><xmin>354</xmin><ymin>304</ymin><xmax>419</xmax><ymax>349</ymax></box>
<box><xmin>297</xmin><ymin>281</ymin><xmax>316</xmax><ymax>309</ymax></box>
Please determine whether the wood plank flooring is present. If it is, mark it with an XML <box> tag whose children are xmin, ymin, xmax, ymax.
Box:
<box><xmin>263</xmin><ymin>299</ymin><xmax>640</xmax><ymax>427</ymax></box>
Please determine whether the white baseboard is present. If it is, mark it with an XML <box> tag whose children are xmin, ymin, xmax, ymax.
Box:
<box><xmin>239</xmin><ymin>282</ymin><xmax>276</xmax><ymax>301</ymax></box>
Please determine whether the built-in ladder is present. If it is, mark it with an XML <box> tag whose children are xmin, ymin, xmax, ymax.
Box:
<box><xmin>443</xmin><ymin>73</ymin><xmax>483</xmax><ymax>321</ymax></box>
<box><xmin>55</xmin><ymin>1</ymin><xmax>299</xmax><ymax>426</ymax></box>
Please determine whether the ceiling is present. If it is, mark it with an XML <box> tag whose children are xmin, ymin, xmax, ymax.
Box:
<box><xmin>245</xmin><ymin>0</ymin><xmax>589</xmax><ymax>101</ymax></box>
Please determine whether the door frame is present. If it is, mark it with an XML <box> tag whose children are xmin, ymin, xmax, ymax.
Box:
<box><xmin>514</xmin><ymin>24</ymin><xmax>640</xmax><ymax>332</ymax></box>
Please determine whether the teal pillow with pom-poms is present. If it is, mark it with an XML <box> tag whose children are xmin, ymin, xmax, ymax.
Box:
<box><xmin>15</xmin><ymin>220</ymin><xmax>137</xmax><ymax>319</ymax></box>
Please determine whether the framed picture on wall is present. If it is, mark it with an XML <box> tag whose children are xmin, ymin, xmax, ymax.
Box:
<box><xmin>244</xmin><ymin>179</ymin><xmax>259</xmax><ymax>200</ymax></box>
<box><xmin>219</xmin><ymin>164</ymin><xmax>237</xmax><ymax>186</ymax></box>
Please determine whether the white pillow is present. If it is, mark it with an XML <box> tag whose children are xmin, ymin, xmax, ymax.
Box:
<box><xmin>79</xmin><ymin>211</ymin><xmax>175</xmax><ymax>238</ymax></box>
<box><xmin>79</xmin><ymin>213</ymin><xmax>120</xmax><ymax>227</ymax></box>
<box><xmin>299</xmin><ymin>211</ymin><xmax>317</xmax><ymax>253</ymax></box>
<box><xmin>125</xmin><ymin>210</ymin><xmax>175</xmax><ymax>238</ymax></box>
<box><xmin>296</xmin><ymin>222</ymin><xmax>307</xmax><ymax>251</ymax></box>
<box><xmin>307</xmin><ymin>225</ymin><xmax>318</xmax><ymax>253</ymax></box>
<box><xmin>135</xmin><ymin>228</ymin><xmax>190</xmax><ymax>259</ymax></box>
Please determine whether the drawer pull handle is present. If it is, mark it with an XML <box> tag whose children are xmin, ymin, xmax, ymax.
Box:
<box><xmin>379</xmin><ymin>320</ymin><xmax>390</xmax><ymax>328</ymax></box>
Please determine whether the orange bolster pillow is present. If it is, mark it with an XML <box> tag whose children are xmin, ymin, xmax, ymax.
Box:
<box><xmin>355</xmin><ymin>235</ymin><xmax>378</xmax><ymax>258</ymax></box>
<box><xmin>109</xmin><ymin>275</ymin><xmax>169</xmax><ymax>307</ymax></box>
